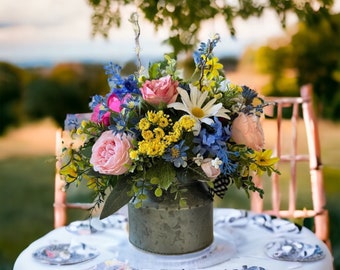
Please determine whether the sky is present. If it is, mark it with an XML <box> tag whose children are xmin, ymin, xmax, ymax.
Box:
<box><xmin>1</xmin><ymin>0</ymin><xmax>339</xmax><ymax>67</ymax></box>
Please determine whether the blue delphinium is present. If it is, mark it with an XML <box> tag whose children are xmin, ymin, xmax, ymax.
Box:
<box><xmin>193</xmin><ymin>117</ymin><xmax>237</xmax><ymax>175</ymax></box>
<box><xmin>104</xmin><ymin>62</ymin><xmax>140</xmax><ymax>98</ymax></box>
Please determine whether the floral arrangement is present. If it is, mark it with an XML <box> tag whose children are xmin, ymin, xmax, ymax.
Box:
<box><xmin>60</xmin><ymin>34</ymin><xmax>279</xmax><ymax>218</ymax></box>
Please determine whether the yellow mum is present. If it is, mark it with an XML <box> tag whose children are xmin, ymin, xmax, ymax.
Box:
<box><xmin>158</xmin><ymin>116</ymin><xmax>170</xmax><ymax>128</ymax></box>
<box><xmin>147</xmin><ymin>111</ymin><xmax>159</xmax><ymax>124</ymax></box>
<box><xmin>138</xmin><ymin>118</ymin><xmax>150</xmax><ymax>131</ymax></box>
<box><xmin>146</xmin><ymin>141</ymin><xmax>166</xmax><ymax>157</ymax></box>
<box><xmin>129</xmin><ymin>150</ymin><xmax>139</xmax><ymax>160</ymax></box>
<box><xmin>154</xmin><ymin>127</ymin><xmax>165</xmax><ymax>139</ymax></box>
<box><xmin>179</xmin><ymin>115</ymin><xmax>195</xmax><ymax>131</ymax></box>
<box><xmin>142</xmin><ymin>130</ymin><xmax>154</xmax><ymax>140</ymax></box>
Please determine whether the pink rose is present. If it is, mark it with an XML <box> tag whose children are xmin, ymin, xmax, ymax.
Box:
<box><xmin>90</xmin><ymin>131</ymin><xmax>133</xmax><ymax>175</ymax></box>
<box><xmin>201</xmin><ymin>158</ymin><xmax>220</xmax><ymax>180</ymax></box>
<box><xmin>231</xmin><ymin>113</ymin><xmax>264</xmax><ymax>151</ymax></box>
<box><xmin>141</xmin><ymin>75</ymin><xmax>178</xmax><ymax>105</ymax></box>
<box><xmin>91</xmin><ymin>94</ymin><xmax>128</xmax><ymax>126</ymax></box>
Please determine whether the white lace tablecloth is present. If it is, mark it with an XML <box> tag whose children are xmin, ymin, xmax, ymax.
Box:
<box><xmin>14</xmin><ymin>208</ymin><xmax>333</xmax><ymax>270</ymax></box>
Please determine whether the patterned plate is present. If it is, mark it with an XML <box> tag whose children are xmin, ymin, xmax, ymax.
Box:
<box><xmin>33</xmin><ymin>242</ymin><xmax>99</xmax><ymax>265</ymax></box>
<box><xmin>265</xmin><ymin>238</ymin><xmax>325</xmax><ymax>262</ymax></box>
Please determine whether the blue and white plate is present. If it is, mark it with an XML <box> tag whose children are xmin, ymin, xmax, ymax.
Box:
<box><xmin>265</xmin><ymin>238</ymin><xmax>325</xmax><ymax>262</ymax></box>
<box><xmin>33</xmin><ymin>242</ymin><xmax>99</xmax><ymax>265</ymax></box>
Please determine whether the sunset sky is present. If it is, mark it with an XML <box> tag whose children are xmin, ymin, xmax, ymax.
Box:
<box><xmin>1</xmin><ymin>0</ymin><xmax>339</xmax><ymax>67</ymax></box>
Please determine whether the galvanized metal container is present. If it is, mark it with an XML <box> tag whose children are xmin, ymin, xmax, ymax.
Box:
<box><xmin>128</xmin><ymin>182</ymin><xmax>214</xmax><ymax>254</ymax></box>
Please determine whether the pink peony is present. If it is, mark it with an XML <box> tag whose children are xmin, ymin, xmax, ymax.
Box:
<box><xmin>201</xmin><ymin>158</ymin><xmax>221</xmax><ymax>180</ymax></box>
<box><xmin>90</xmin><ymin>131</ymin><xmax>133</xmax><ymax>175</ymax></box>
<box><xmin>141</xmin><ymin>75</ymin><xmax>178</xmax><ymax>105</ymax></box>
<box><xmin>231</xmin><ymin>113</ymin><xmax>264</xmax><ymax>151</ymax></box>
<box><xmin>91</xmin><ymin>94</ymin><xmax>127</xmax><ymax>126</ymax></box>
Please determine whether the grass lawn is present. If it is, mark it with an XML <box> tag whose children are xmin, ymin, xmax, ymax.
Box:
<box><xmin>0</xmin><ymin>119</ymin><xmax>339</xmax><ymax>269</ymax></box>
<box><xmin>0</xmin><ymin>156</ymin><xmax>55</xmax><ymax>270</ymax></box>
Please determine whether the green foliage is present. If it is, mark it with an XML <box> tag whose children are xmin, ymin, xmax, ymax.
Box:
<box><xmin>87</xmin><ymin>0</ymin><xmax>334</xmax><ymax>54</ymax></box>
<box><xmin>0</xmin><ymin>62</ymin><xmax>24</xmax><ymax>134</ymax></box>
<box><xmin>23</xmin><ymin>64</ymin><xmax>108</xmax><ymax>127</ymax></box>
<box><xmin>99</xmin><ymin>177</ymin><xmax>133</xmax><ymax>219</ymax></box>
<box><xmin>291</xmin><ymin>13</ymin><xmax>340</xmax><ymax>119</ymax></box>
<box><xmin>256</xmin><ymin>13</ymin><xmax>340</xmax><ymax>119</ymax></box>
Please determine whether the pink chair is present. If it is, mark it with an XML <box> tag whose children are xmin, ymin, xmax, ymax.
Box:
<box><xmin>54</xmin><ymin>114</ymin><xmax>95</xmax><ymax>228</ymax></box>
<box><xmin>251</xmin><ymin>84</ymin><xmax>331</xmax><ymax>250</ymax></box>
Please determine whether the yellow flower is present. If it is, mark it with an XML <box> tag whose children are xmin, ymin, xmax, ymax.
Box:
<box><xmin>205</xmin><ymin>56</ymin><xmax>223</xmax><ymax>78</ymax></box>
<box><xmin>158</xmin><ymin>116</ymin><xmax>170</xmax><ymax>128</ymax></box>
<box><xmin>146</xmin><ymin>140</ymin><xmax>165</xmax><ymax>157</ymax></box>
<box><xmin>154</xmin><ymin>127</ymin><xmax>165</xmax><ymax>139</ymax></box>
<box><xmin>193</xmin><ymin>77</ymin><xmax>216</xmax><ymax>92</ymax></box>
<box><xmin>138</xmin><ymin>118</ymin><xmax>150</xmax><ymax>131</ymax></box>
<box><xmin>179</xmin><ymin>115</ymin><xmax>195</xmax><ymax>131</ymax></box>
<box><xmin>249</xmin><ymin>149</ymin><xmax>279</xmax><ymax>175</ymax></box>
<box><xmin>164</xmin><ymin>134</ymin><xmax>178</xmax><ymax>145</ymax></box>
<box><xmin>147</xmin><ymin>111</ymin><xmax>159</xmax><ymax>124</ymax></box>
<box><xmin>137</xmin><ymin>141</ymin><xmax>149</xmax><ymax>154</ymax></box>
<box><xmin>129</xmin><ymin>150</ymin><xmax>139</xmax><ymax>160</ymax></box>
<box><xmin>60</xmin><ymin>163</ymin><xmax>77</xmax><ymax>182</ymax></box>
<box><xmin>142</xmin><ymin>130</ymin><xmax>154</xmax><ymax>140</ymax></box>
<box><xmin>252</xmin><ymin>97</ymin><xmax>262</xmax><ymax>107</ymax></box>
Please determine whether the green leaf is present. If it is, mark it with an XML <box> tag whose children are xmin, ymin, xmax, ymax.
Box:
<box><xmin>135</xmin><ymin>201</ymin><xmax>142</xmax><ymax>208</ymax></box>
<box><xmin>150</xmin><ymin>177</ymin><xmax>160</xmax><ymax>185</ymax></box>
<box><xmin>146</xmin><ymin>162</ymin><xmax>175</xmax><ymax>190</ymax></box>
<box><xmin>154</xmin><ymin>187</ymin><xmax>163</xmax><ymax>197</ymax></box>
<box><xmin>179</xmin><ymin>198</ymin><xmax>187</xmax><ymax>208</ymax></box>
<box><xmin>148</xmin><ymin>62</ymin><xmax>160</xmax><ymax>79</ymax></box>
<box><xmin>137</xmin><ymin>193</ymin><xmax>147</xmax><ymax>200</ymax></box>
<box><xmin>100</xmin><ymin>177</ymin><xmax>133</xmax><ymax>219</ymax></box>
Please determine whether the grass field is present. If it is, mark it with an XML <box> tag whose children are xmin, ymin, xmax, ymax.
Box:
<box><xmin>0</xmin><ymin>119</ymin><xmax>339</xmax><ymax>269</ymax></box>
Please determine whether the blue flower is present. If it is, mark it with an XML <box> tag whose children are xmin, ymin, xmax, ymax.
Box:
<box><xmin>193</xmin><ymin>117</ymin><xmax>231</xmax><ymax>157</ymax></box>
<box><xmin>163</xmin><ymin>141</ymin><xmax>189</xmax><ymax>168</ymax></box>
<box><xmin>104</xmin><ymin>62</ymin><xmax>140</xmax><ymax>99</ymax></box>
<box><xmin>193</xmin><ymin>34</ymin><xmax>220</xmax><ymax>66</ymax></box>
<box><xmin>217</xmin><ymin>148</ymin><xmax>238</xmax><ymax>175</ymax></box>
<box><xmin>242</xmin><ymin>85</ymin><xmax>258</xmax><ymax>105</ymax></box>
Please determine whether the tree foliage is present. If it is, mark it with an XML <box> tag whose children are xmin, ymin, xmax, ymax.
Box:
<box><xmin>87</xmin><ymin>0</ymin><xmax>334</xmax><ymax>54</ymax></box>
<box><xmin>0</xmin><ymin>62</ymin><xmax>24</xmax><ymax>134</ymax></box>
<box><xmin>23</xmin><ymin>64</ymin><xmax>109</xmax><ymax>127</ymax></box>
<box><xmin>254</xmin><ymin>13</ymin><xmax>340</xmax><ymax>119</ymax></box>
<box><xmin>291</xmin><ymin>13</ymin><xmax>340</xmax><ymax>119</ymax></box>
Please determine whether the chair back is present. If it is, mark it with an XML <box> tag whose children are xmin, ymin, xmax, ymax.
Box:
<box><xmin>250</xmin><ymin>84</ymin><xmax>331</xmax><ymax>249</ymax></box>
<box><xmin>54</xmin><ymin>114</ymin><xmax>95</xmax><ymax>228</ymax></box>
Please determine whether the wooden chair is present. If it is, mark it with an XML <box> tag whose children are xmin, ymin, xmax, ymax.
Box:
<box><xmin>251</xmin><ymin>84</ymin><xmax>331</xmax><ymax>250</ymax></box>
<box><xmin>54</xmin><ymin>114</ymin><xmax>95</xmax><ymax>228</ymax></box>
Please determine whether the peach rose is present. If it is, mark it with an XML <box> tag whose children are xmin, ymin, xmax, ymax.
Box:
<box><xmin>231</xmin><ymin>113</ymin><xmax>264</xmax><ymax>151</ymax></box>
<box><xmin>90</xmin><ymin>131</ymin><xmax>133</xmax><ymax>175</ymax></box>
<box><xmin>141</xmin><ymin>75</ymin><xmax>178</xmax><ymax>105</ymax></box>
<box><xmin>201</xmin><ymin>158</ymin><xmax>221</xmax><ymax>180</ymax></box>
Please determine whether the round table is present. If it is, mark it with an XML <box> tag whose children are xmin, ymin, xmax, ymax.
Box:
<box><xmin>14</xmin><ymin>208</ymin><xmax>333</xmax><ymax>270</ymax></box>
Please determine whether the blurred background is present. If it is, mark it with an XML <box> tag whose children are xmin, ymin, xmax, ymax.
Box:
<box><xmin>0</xmin><ymin>0</ymin><xmax>339</xmax><ymax>269</ymax></box>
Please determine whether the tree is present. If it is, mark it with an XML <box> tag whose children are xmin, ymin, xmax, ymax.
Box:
<box><xmin>0</xmin><ymin>62</ymin><xmax>24</xmax><ymax>135</ymax></box>
<box><xmin>87</xmin><ymin>0</ymin><xmax>334</xmax><ymax>54</ymax></box>
<box><xmin>254</xmin><ymin>13</ymin><xmax>340</xmax><ymax>119</ymax></box>
<box><xmin>23</xmin><ymin>63</ymin><xmax>108</xmax><ymax>127</ymax></box>
<box><xmin>291</xmin><ymin>13</ymin><xmax>340</xmax><ymax>119</ymax></box>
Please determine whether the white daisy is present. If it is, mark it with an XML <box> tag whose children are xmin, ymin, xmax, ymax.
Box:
<box><xmin>168</xmin><ymin>85</ymin><xmax>230</xmax><ymax>135</ymax></box>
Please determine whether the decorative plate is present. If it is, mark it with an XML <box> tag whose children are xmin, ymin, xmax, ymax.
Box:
<box><xmin>66</xmin><ymin>219</ymin><xmax>104</xmax><ymax>235</ymax></box>
<box><xmin>33</xmin><ymin>242</ymin><xmax>100</xmax><ymax>265</ymax></box>
<box><xmin>265</xmin><ymin>238</ymin><xmax>325</xmax><ymax>262</ymax></box>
